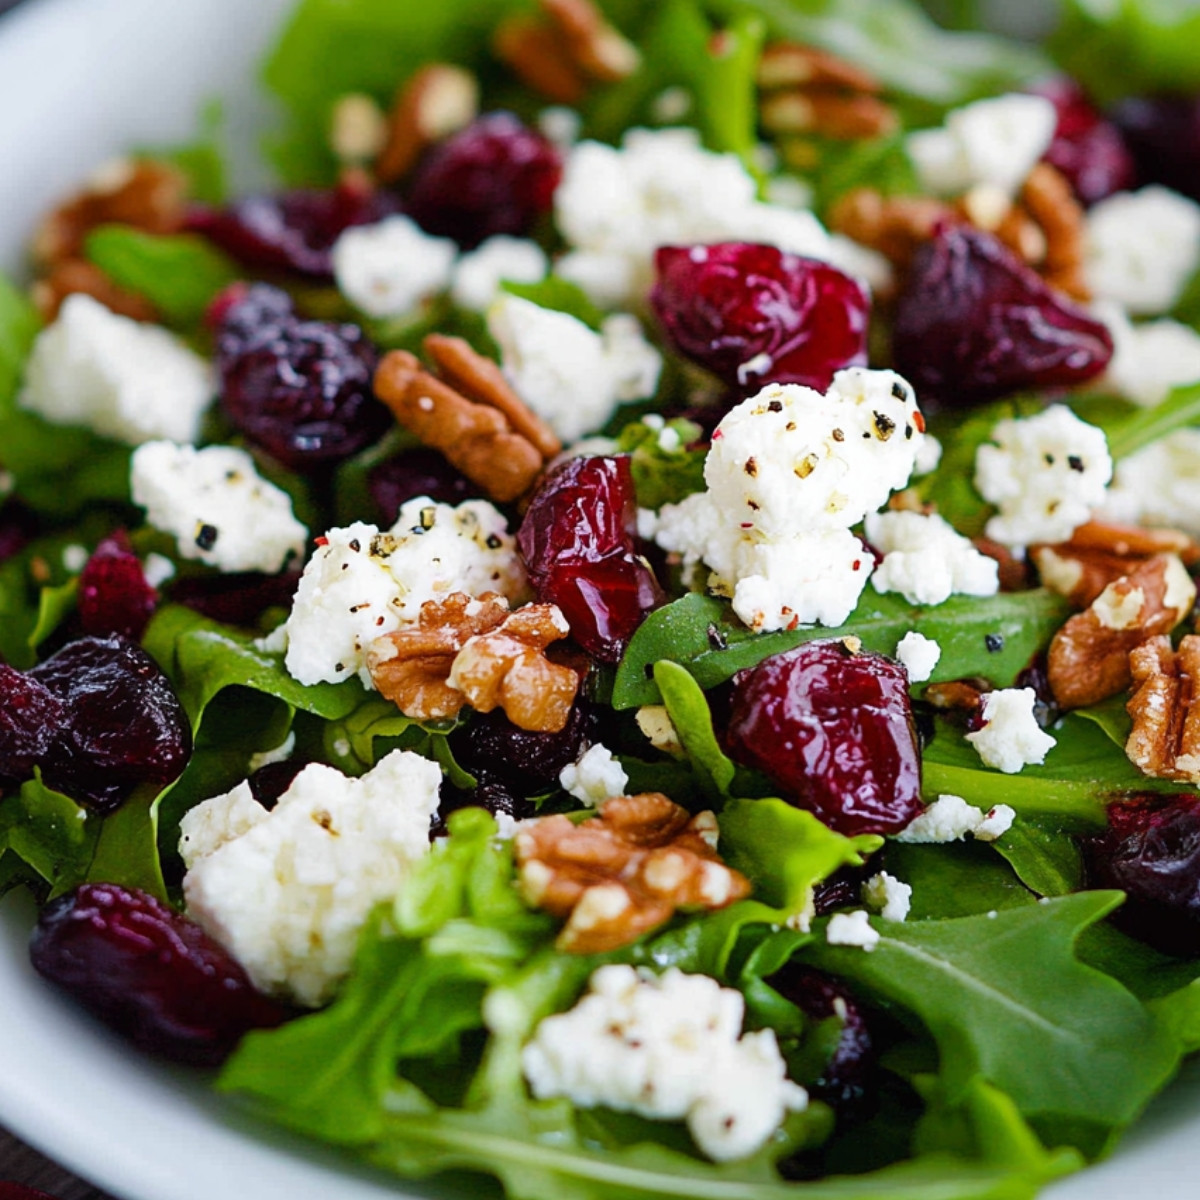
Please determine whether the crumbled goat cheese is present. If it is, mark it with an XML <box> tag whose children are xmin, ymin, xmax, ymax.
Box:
<box><xmin>906</xmin><ymin>93</ymin><xmax>1056</xmax><ymax>198</ymax></box>
<box><xmin>538</xmin><ymin>105</ymin><xmax>582</xmax><ymax>147</ymax></box>
<box><xmin>19</xmin><ymin>293</ymin><xmax>214</xmax><ymax>445</ymax></box>
<box><xmin>141</xmin><ymin>552</ymin><xmax>176</xmax><ymax>588</ymax></box>
<box><xmin>894</xmin><ymin>631</ymin><xmax>941</xmax><ymax>683</ymax></box>
<box><xmin>862</xmin><ymin>871</ymin><xmax>911</xmax><ymax>922</ymax></box>
<box><xmin>181</xmin><ymin>750</ymin><xmax>440</xmax><ymax>1007</ymax></box>
<box><xmin>1095</xmin><ymin>302</ymin><xmax>1200</xmax><ymax>408</ymax></box>
<box><xmin>652</xmin><ymin>370</ymin><xmax>926</xmax><ymax>631</ymax></box>
<box><xmin>331</xmin><ymin>214</ymin><xmax>457</xmax><ymax>318</ymax></box>
<box><xmin>283</xmin><ymin>497</ymin><xmax>527</xmax><ymax>687</ymax></box>
<box><xmin>554</xmin><ymin>127</ymin><xmax>832</xmax><ymax>307</ymax></box>
<box><xmin>825</xmin><ymin>909</ymin><xmax>880</xmax><ymax>951</ymax></box>
<box><xmin>1084</xmin><ymin>186</ymin><xmax>1200</xmax><ymax>315</ymax></box>
<box><xmin>559</xmin><ymin>743</ymin><xmax>629</xmax><ymax>808</ymax></box>
<box><xmin>130</xmin><ymin>441</ymin><xmax>308</xmax><ymax>574</ymax></box>
<box><xmin>865</xmin><ymin>510</ymin><xmax>998</xmax><ymax>606</ymax></box>
<box><xmin>449</xmin><ymin>235</ymin><xmax>548</xmax><ymax>311</ymax></box>
<box><xmin>61</xmin><ymin>543</ymin><xmax>88</xmax><ymax>573</ymax></box>
<box><xmin>488</xmin><ymin>294</ymin><xmax>661</xmax><ymax>443</ymax></box>
<box><xmin>896</xmin><ymin>793</ymin><xmax>1016</xmax><ymax>843</ymax></box>
<box><xmin>1102</xmin><ymin>429</ymin><xmax>1200</xmax><ymax>537</ymax></box>
<box><xmin>914</xmin><ymin>432</ymin><xmax>943</xmax><ymax>475</ymax></box>
<box><xmin>974</xmin><ymin>404</ymin><xmax>1112</xmax><ymax>549</ymax></box>
<box><xmin>521</xmin><ymin>964</ymin><xmax>807</xmax><ymax>1162</ymax></box>
<box><xmin>965</xmin><ymin>688</ymin><xmax>1056</xmax><ymax>774</ymax></box>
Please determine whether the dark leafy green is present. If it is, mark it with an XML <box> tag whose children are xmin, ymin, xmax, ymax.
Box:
<box><xmin>616</xmin><ymin>417</ymin><xmax>707</xmax><ymax>510</ymax></box>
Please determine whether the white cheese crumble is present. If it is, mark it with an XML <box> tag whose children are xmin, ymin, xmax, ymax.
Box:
<box><xmin>19</xmin><ymin>293</ymin><xmax>214</xmax><ymax>445</ymax></box>
<box><xmin>894</xmin><ymin>631</ymin><xmax>941</xmax><ymax>683</ymax></box>
<box><xmin>964</xmin><ymin>688</ymin><xmax>1056</xmax><ymax>774</ymax></box>
<box><xmin>487</xmin><ymin>294</ymin><xmax>661</xmax><ymax>442</ymax></box>
<box><xmin>181</xmin><ymin>749</ymin><xmax>441</xmax><ymax>1006</ymax></box>
<box><xmin>897</xmin><ymin>793</ymin><xmax>1016</xmax><ymax>843</ymax></box>
<box><xmin>331</xmin><ymin>214</ymin><xmax>457</xmax><ymax>318</ymax></box>
<box><xmin>974</xmin><ymin>404</ymin><xmax>1112</xmax><ymax>549</ymax></box>
<box><xmin>61</xmin><ymin>543</ymin><xmax>88</xmax><ymax>573</ymax></box>
<box><xmin>862</xmin><ymin>871</ymin><xmax>911</xmax><ymax>922</ymax></box>
<box><xmin>130</xmin><ymin>441</ymin><xmax>308</xmax><ymax>575</ymax></box>
<box><xmin>283</xmin><ymin>497</ymin><xmax>527</xmax><ymax>687</ymax></box>
<box><xmin>906</xmin><ymin>93</ymin><xmax>1057</xmax><ymax>198</ymax></box>
<box><xmin>449</xmin><ymin>235</ymin><xmax>548</xmax><ymax>312</ymax></box>
<box><xmin>141</xmin><ymin>552</ymin><xmax>176</xmax><ymax>588</ymax></box>
<box><xmin>559</xmin><ymin>743</ymin><xmax>629</xmax><ymax>808</ymax></box>
<box><xmin>1095</xmin><ymin>302</ymin><xmax>1200</xmax><ymax>408</ymax></box>
<box><xmin>865</xmin><ymin>510</ymin><xmax>999</xmax><ymax>606</ymax></box>
<box><xmin>1102</xmin><ymin>429</ymin><xmax>1200</xmax><ymax>537</ymax></box>
<box><xmin>651</xmin><ymin>370</ymin><xmax>926</xmax><ymax>631</ymax></box>
<box><xmin>521</xmin><ymin>964</ymin><xmax>808</xmax><ymax>1162</ymax></box>
<box><xmin>1084</xmin><ymin>186</ymin><xmax>1200</xmax><ymax>315</ymax></box>
<box><xmin>825</xmin><ymin>909</ymin><xmax>880</xmax><ymax>951</ymax></box>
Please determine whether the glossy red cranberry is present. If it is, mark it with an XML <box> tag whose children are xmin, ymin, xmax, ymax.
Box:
<box><xmin>367</xmin><ymin>447</ymin><xmax>477</xmax><ymax>523</ymax></box>
<box><xmin>247</xmin><ymin>759</ymin><xmax>307</xmax><ymax>810</ymax></box>
<box><xmin>30</xmin><ymin>883</ymin><xmax>288</xmax><ymax>1065</ymax></box>
<box><xmin>166</xmin><ymin>569</ymin><xmax>301</xmax><ymax>627</ymax></box>
<box><xmin>213</xmin><ymin>283</ymin><xmax>389</xmax><ymax>470</ymax></box>
<box><xmin>1033</xmin><ymin>77</ymin><xmax>1136</xmax><ymax>205</ymax></box>
<box><xmin>404</xmin><ymin>112</ymin><xmax>562</xmax><ymax>248</ymax></box>
<box><xmin>1084</xmin><ymin>793</ymin><xmax>1200</xmax><ymax>955</ymax></box>
<box><xmin>1111</xmin><ymin>94</ymin><xmax>1200</xmax><ymax>202</ymax></box>
<box><xmin>77</xmin><ymin>530</ymin><xmax>157</xmax><ymax>641</ymax></box>
<box><xmin>186</xmin><ymin>176</ymin><xmax>398</xmax><ymax>279</ymax></box>
<box><xmin>0</xmin><ymin>666</ymin><xmax>68</xmax><ymax>782</ymax></box>
<box><xmin>651</xmin><ymin>243</ymin><xmax>870</xmax><ymax>393</ymax></box>
<box><xmin>432</xmin><ymin>779</ymin><xmax>537</xmax><ymax>838</ymax></box>
<box><xmin>892</xmin><ymin>223</ymin><xmax>1113</xmax><ymax>407</ymax></box>
<box><xmin>517</xmin><ymin>456</ymin><xmax>664</xmax><ymax>662</ymax></box>
<box><xmin>726</xmin><ymin>640</ymin><xmax>922</xmax><ymax>836</ymax></box>
<box><xmin>812</xmin><ymin>865</ymin><xmax>868</xmax><ymax>916</ymax></box>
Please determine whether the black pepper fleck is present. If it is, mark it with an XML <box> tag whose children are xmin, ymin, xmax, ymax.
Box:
<box><xmin>195</xmin><ymin>524</ymin><xmax>218</xmax><ymax>551</ymax></box>
<box><xmin>486</xmin><ymin>534</ymin><xmax>503</xmax><ymax>549</ymax></box>
<box><xmin>768</xmin><ymin>400</ymin><xmax>783</xmax><ymax>413</ymax></box>
<box><xmin>984</xmin><ymin>633</ymin><xmax>1005</xmax><ymax>653</ymax></box>
<box><xmin>1043</xmin><ymin>453</ymin><xmax>1055</xmax><ymax>466</ymax></box>
<box><xmin>744</xmin><ymin>456</ymin><xmax>758</xmax><ymax>477</ymax></box>
<box><xmin>891</xmin><ymin>381</ymin><xmax>907</xmax><ymax>401</ymax></box>
<box><xmin>1067</xmin><ymin>455</ymin><xmax>1085</xmax><ymax>472</ymax></box>
<box><xmin>349</xmin><ymin>538</ymin><xmax>361</xmax><ymax>552</ymax></box>
<box><xmin>873</xmin><ymin>412</ymin><xmax>896</xmax><ymax>440</ymax></box>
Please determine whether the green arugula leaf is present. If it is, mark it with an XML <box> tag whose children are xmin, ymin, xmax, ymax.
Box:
<box><xmin>883</xmin><ymin>842</ymin><xmax>1036</xmax><ymax>921</ymax></box>
<box><xmin>987</xmin><ymin>817</ymin><xmax>1083</xmax><ymax>899</ymax></box>
<box><xmin>616</xmin><ymin>416</ymin><xmax>708</xmax><ymax>510</ymax></box>
<box><xmin>653</xmin><ymin>660</ymin><xmax>735</xmax><ymax>803</ymax></box>
<box><xmin>0</xmin><ymin>269</ymin><xmax>40</xmax><ymax>408</ymax></box>
<box><xmin>807</xmin><ymin>134</ymin><xmax>919</xmax><ymax>222</ymax></box>
<box><xmin>0</xmin><ymin>775</ymin><xmax>98</xmax><ymax>897</ymax></box>
<box><xmin>85</xmin><ymin>782</ymin><xmax>168</xmax><ymax>902</ymax></box>
<box><xmin>501</xmin><ymin>276</ymin><xmax>606</xmax><ymax>331</ymax></box>
<box><xmin>27</xmin><ymin>578</ymin><xmax>78</xmax><ymax>652</ymax></box>
<box><xmin>1103</xmin><ymin>381</ymin><xmax>1200</xmax><ymax>462</ymax></box>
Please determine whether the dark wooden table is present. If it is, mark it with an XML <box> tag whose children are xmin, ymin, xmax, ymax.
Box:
<box><xmin>0</xmin><ymin>1128</ymin><xmax>116</xmax><ymax>1199</ymax></box>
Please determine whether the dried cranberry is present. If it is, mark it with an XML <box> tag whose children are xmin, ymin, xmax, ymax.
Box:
<box><xmin>1033</xmin><ymin>77</ymin><xmax>1136</xmax><ymax>205</ymax></box>
<box><xmin>247</xmin><ymin>759</ymin><xmax>307</xmax><ymax>810</ymax></box>
<box><xmin>0</xmin><ymin>501</ymin><xmax>36</xmax><ymax>564</ymax></box>
<box><xmin>368</xmin><ymin>447</ymin><xmax>477</xmax><ymax>524</ymax></box>
<box><xmin>30</xmin><ymin>883</ymin><xmax>287</xmax><ymax>1065</ymax></box>
<box><xmin>213</xmin><ymin>283</ymin><xmax>389</xmax><ymax>470</ymax></box>
<box><xmin>651</xmin><ymin>243</ymin><xmax>869</xmax><ymax>393</ymax></box>
<box><xmin>812</xmin><ymin>865</ymin><xmax>868</xmax><ymax>917</ymax></box>
<box><xmin>404</xmin><ymin>112</ymin><xmax>562</xmax><ymax>249</ymax></box>
<box><xmin>1015</xmin><ymin>654</ymin><xmax>1059</xmax><ymax>730</ymax></box>
<box><xmin>1111</xmin><ymin>94</ymin><xmax>1200</xmax><ymax>202</ymax></box>
<box><xmin>432</xmin><ymin>778</ymin><xmax>536</xmax><ymax>838</ymax></box>
<box><xmin>0</xmin><ymin>1186</ymin><xmax>57</xmax><ymax>1200</ymax></box>
<box><xmin>0</xmin><ymin>666</ymin><xmax>67</xmax><ymax>781</ymax></box>
<box><xmin>186</xmin><ymin>176</ymin><xmax>397</xmax><ymax>279</ymax></box>
<box><xmin>517</xmin><ymin>456</ymin><xmax>663</xmax><ymax>662</ymax></box>
<box><xmin>726</xmin><ymin>640</ymin><xmax>922</xmax><ymax>836</ymax></box>
<box><xmin>1084</xmin><ymin>793</ymin><xmax>1200</xmax><ymax>955</ymax></box>
<box><xmin>166</xmin><ymin>569</ymin><xmax>301</xmax><ymax>627</ymax></box>
<box><xmin>892</xmin><ymin>223</ymin><xmax>1113</xmax><ymax>407</ymax></box>
<box><xmin>77</xmin><ymin>530</ymin><xmax>157</xmax><ymax>641</ymax></box>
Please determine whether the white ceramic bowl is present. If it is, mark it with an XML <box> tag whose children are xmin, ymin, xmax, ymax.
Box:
<box><xmin>0</xmin><ymin>2</ymin><xmax>1198</xmax><ymax>1197</ymax></box>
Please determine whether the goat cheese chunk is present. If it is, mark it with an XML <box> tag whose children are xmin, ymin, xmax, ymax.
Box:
<box><xmin>906</xmin><ymin>94</ymin><xmax>1056</xmax><ymax>198</ymax></box>
<box><xmin>1102</xmin><ymin>429</ymin><xmax>1200</xmax><ymax>536</ymax></box>
<box><xmin>866</xmin><ymin>510</ymin><xmax>998</xmax><ymax>606</ymax></box>
<box><xmin>974</xmin><ymin>405</ymin><xmax>1112</xmax><ymax>549</ymax></box>
<box><xmin>19</xmin><ymin>293</ymin><xmax>214</xmax><ymax>445</ymax></box>
<box><xmin>488</xmin><ymin>295</ymin><xmax>661</xmax><ymax>442</ymax></box>
<box><xmin>521</xmin><ymin>964</ymin><xmax>807</xmax><ymax>1162</ymax></box>
<box><xmin>1096</xmin><ymin>303</ymin><xmax>1200</xmax><ymax>408</ymax></box>
<box><xmin>965</xmin><ymin>688</ymin><xmax>1056</xmax><ymax>773</ymax></box>
<box><xmin>283</xmin><ymin>497</ymin><xmax>527</xmax><ymax>687</ymax></box>
<box><xmin>332</xmin><ymin>214</ymin><xmax>457</xmax><ymax>318</ymax></box>
<box><xmin>450</xmin><ymin>235</ymin><xmax>548</xmax><ymax>311</ymax></box>
<box><xmin>559</xmin><ymin>743</ymin><xmax>629</xmax><ymax>808</ymax></box>
<box><xmin>894</xmin><ymin>631</ymin><xmax>941</xmax><ymax>683</ymax></box>
<box><xmin>826</xmin><ymin>909</ymin><xmax>881</xmax><ymax>951</ymax></box>
<box><xmin>862</xmin><ymin>872</ymin><xmax>911</xmax><ymax>922</ymax></box>
<box><xmin>181</xmin><ymin>750</ymin><xmax>441</xmax><ymax>1006</ymax></box>
<box><xmin>130</xmin><ymin>441</ymin><xmax>308</xmax><ymax>574</ymax></box>
<box><xmin>897</xmin><ymin>793</ymin><xmax>1016</xmax><ymax>843</ymax></box>
<box><xmin>1084</xmin><ymin>186</ymin><xmax>1200</xmax><ymax>315</ymax></box>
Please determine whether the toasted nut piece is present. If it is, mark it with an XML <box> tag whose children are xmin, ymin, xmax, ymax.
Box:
<box><xmin>31</xmin><ymin>258</ymin><xmax>159</xmax><ymax>323</ymax></box>
<box><xmin>756</xmin><ymin>42</ymin><xmax>882</xmax><ymax>93</ymax></box>
<box><xmin>1127</xmin><ymin>635</ymin><xmax>1200</xmax><ymax>783</ymax></box>
<box><xmin>376</xmin><ymin>64</ymin><xmax>480</xmax><ymax>184</ymax></box>
<box><xmin>542</xmin><ymin>0</ymin><xmax>640</xmax><ymax>82</ymax></box>
<box><xmin>1048</xmin><ymin>554</ymin><xmax>1196</xmax><ymax>709</ymax></box>
<box><xmin>828</xmin><ymin>188</ymin><xmax>953</xmax><ymax>269</ymax></box>
<box><xmin>514</xmin><ymin>792</ymin><xmax>751</xmax><ymax>953</ymax></box>
<box><xmin>329</xmin><ymin>93</ymin><xmax>389</xmax><ymax>165</ymax></box>
<box><xmin>760</xmin><ymin>89</ymin><xmax>898</xmax><ymax>140</ymax></box>
<box><xmin>1020</xmin><ymin>162</ymin><xmax>1089</xmax><ymax>302</ymax></box>
<box><xmin>449</xmin><ymin>604</ymin><xmax>579</xmax><ymax>732</ymax></box>
<box><xmin>494</xmin><ymin>14</ymin><xmax>589</xmax><ymax>105</ymax></box>
<box><xmin>924</xmin><ymin>679</ymin><xmax>987</xmax><ymax>715</ymax></box>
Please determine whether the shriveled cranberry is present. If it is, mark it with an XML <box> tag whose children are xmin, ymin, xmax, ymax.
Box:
<box><xmin>432</xmin><ymin>778</ymin><xmax>537</xmax><ymax>838</ymax></box>
<box><xmin>77</xmin><ymin>529</ymin><xmax>157</xmax><ymax>641</ymax></box>
<box><xmin>1084</xmin><ymin>793</ymin><xmax>1200</xmax><ymax>955</ymax></box>
<box><xmin>812</xmin><ymin>865</ymin><xmax>868</xmax><ymax>917</ymax></box>
<box><xmin>651</xmin><ymin>243</ymin><xmax>869</xmax><ymax>393</ymax></box>
<box><xmin>404</xmin><ymin>112</ymin><xmax>562</xmax><ymax>249</ymax></box>
<box><xmin>1111</xmin><ymin>94</ymin><xmax>1200</xmax><ymax>202</ymax></box>
<box><xmin>213</xmin><ymin>283</ymin><xmax>388</xmax><ymax>470</ymax></box>
<box><xmin>1015</xmin><ymin>654</ymin><xmax>1059</xmax><ymax>730</ymax></box>
<box><xmin>892</xmin><ymin>223</ymin><xmax>1113</xmax><ymax>407</ymax></box>
<box><xmin>0</xmin><ymin>666</ymin><xmax>68</xmax><ymax>781</ymax></box>
<box><xmin>247</xmin><ymin>759</ymin><xmax>307</xmax><ymax>810</ymax></box>
<box><xmin>166</xmin><ymin>569</ymin><xmax>301</xmax><ymax>627</ymax></box>
<box><xmin>769</xmin><ymin>965</ymin><xmax>875</xmax><ymax>1111</ymax></box>
<box><xmin>368</xmin><ymin>447</ymin><xmax>477</xmax><ymax>523</ymax></box>
<box><xmin>726</xmin><ymin>640</ymin><xmax>922</xmax><ymax>836</ymax></box>
<box><xmin>186</xmin><ymin>176</ymin><xmax>397</xmax><ymax>279</ymax></box>
<box><xmin>1033</xmin><ymin>77</ymin><xmax>1136</xmax><ymax>205</ymax></box>
<box><xmin>30</xmin><ymin>883</ymin><xmax>287</xmax><ymax>1065</ymax></box>
<box><xmin>517</xmin><ymin>456</ymin><xmax>663</xmax><ymax>662</ymax></box>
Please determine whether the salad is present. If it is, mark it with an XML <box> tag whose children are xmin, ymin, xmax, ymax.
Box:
<box><xmin>5</xmin><ymin>0</ymin><xmax>1200</xmax><ymax>1198</ymax></box>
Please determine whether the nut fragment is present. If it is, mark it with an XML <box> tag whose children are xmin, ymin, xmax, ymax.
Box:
<box><xmin>515</xmin><ymin>793</ymin><xmax>751</xmax><ymax>953</ymax></box>
<box><xmin>1126</xmin><ymin>635</ymin><xmax>1200</xmax><ymax>783</ymax></box>
<box><xmin>828</xmin><ymin>188</ymin><xmax>953</xmax><ymax>270</ymax></box>
<box><xmin>31</xmin><ymin>258</ymin><xmax>159</xmax><ymax>323</ymax></box>
<box><xmin>1047</xmin><ymin>553</ymin><xmax>1196</xmax><ymax>709</ymax></box>
<box><xmin>376</xmin><ymin>65</ymin><xmax>480</xmax><ymax>184</ymax></box>
<box><xmin>756</xmin><ymin>42</ymin><xmax>882</xmax><ymax>94</ymax></box>
<box><xmin>329</xmin><ymin>93</ymin><xmax>389</xmax><ymax>166</ymax></box>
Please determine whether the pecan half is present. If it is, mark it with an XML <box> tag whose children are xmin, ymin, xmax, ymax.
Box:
<box><xmin>1127</xmin><ymin>635</ymin><xmax>1200</xmax><ymax>784</ymax></box>
<box><xmin>1047</xmin><ymin>553</ymin><xmax>1196</xmax><ymax>709</ymax></box>
<box><xmin>515</xmin><ymin>793</ymin><xmax>751</xmax><ymax>953</ymax></box>
<box><xmin>31</xmin><ymin>258</ymin><xmax>159</xmax><ymax>323</ymax></box>
<box><xmin>828</xmin><ymin>188</ymin><xmax>953</xmax><ymax>270</ymax></box>
<box><xmin>375</xmin><ymin>65</ymin><xmax>479</xmax><ymax>184</ymax></box>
